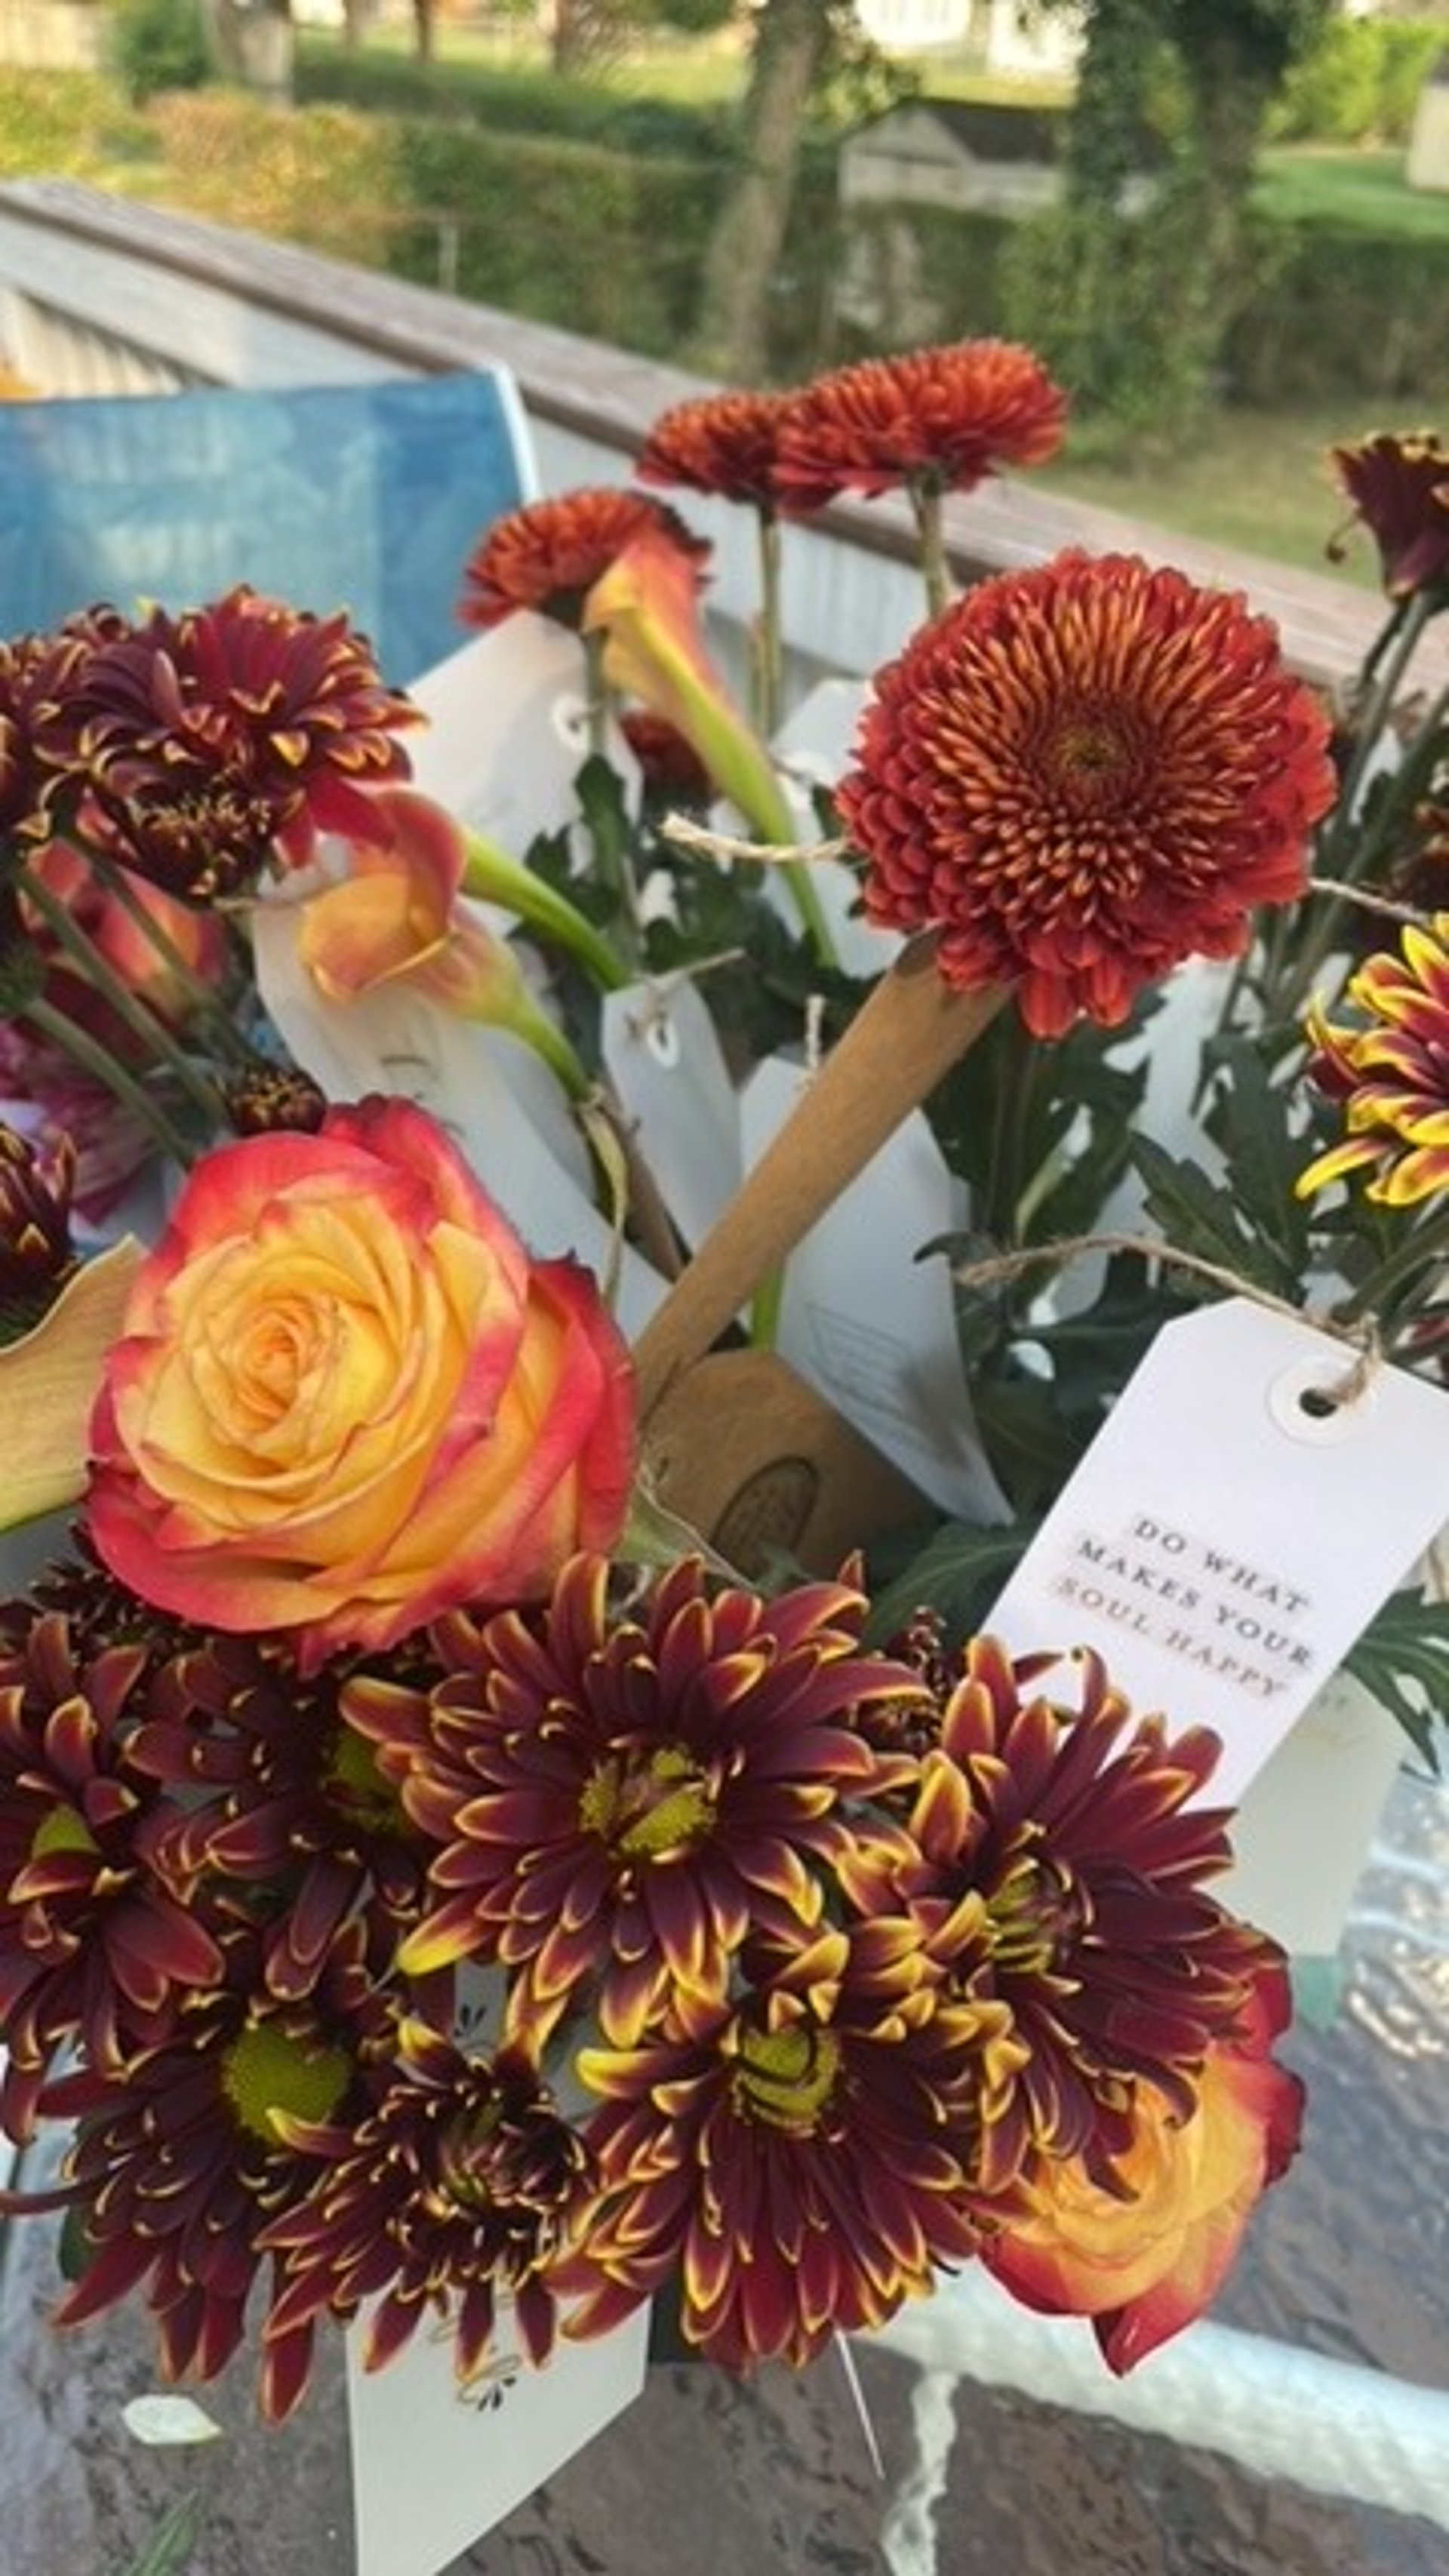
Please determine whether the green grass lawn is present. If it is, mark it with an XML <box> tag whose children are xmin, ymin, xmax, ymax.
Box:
<box><xmin>1255</xmin><ymin>144</ymin><xmax>1449</xmax><ymax>239</ymax></box>
<box><xmin>1034</xmin><ymin>402</ymin><xmax>1384</xmax><ymax>586</ymax></box>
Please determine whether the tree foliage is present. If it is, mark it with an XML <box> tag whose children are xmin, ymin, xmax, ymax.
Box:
<box><xmin>1006</xmin><ymin>0</ymin><xmax>1331</xmax><ymax>451</ymax></box>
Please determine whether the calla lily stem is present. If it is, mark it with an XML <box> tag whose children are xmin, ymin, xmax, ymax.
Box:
<box><xmin>460</xmin><ymin>831</ymin><xmax>631</xmax><ymax>994</ymax></box>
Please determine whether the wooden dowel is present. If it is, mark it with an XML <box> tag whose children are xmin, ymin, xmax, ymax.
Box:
<box><xmin>632</xmin><ymin>936</ymin><xmax>1005</xmax><ymax>1416</ymax></box>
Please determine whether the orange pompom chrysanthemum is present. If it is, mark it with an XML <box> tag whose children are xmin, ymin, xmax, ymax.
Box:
<box><xmin>774</xmin><ymin>340</ymin><xmax>1067</xmax><ymax>512</ymax></box>
<box><xmin>458</xmin><ymin>488</ymin><xmax>710</xmax><ymax>632</ymax></box>
<box><xmin>636</xmin><ymin>389</ymin><xmax>796</xmax><ymax>515</ymax></box>
<box><xmin>836</xmin><ymin>549</ymin><xmax>1337</xmax><ymax>1037</ymax></box>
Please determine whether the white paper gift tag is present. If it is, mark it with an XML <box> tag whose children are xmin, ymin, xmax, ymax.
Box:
<box><xmin>601</xmin><ymin>979</ymin><xmax>742</xmax><ymax>1250</ymax></box>
<box><xmin>982</xmin><ymin>1300</ymin><xmax>1449</xmax><ymax>1808</ymax></box>
<box><xmin>347</xmin><ymin>2302</ymin><xmax>649</xmax><ymax>2576</ymax></box>
<box><xmin>405</xmin><ymin>614</ymin><xmax>641</xmax><ymax>866</ymax></box>
<box><xmin>250</xmin><ymin>906</ymin><xmax>666</xmax><ymax>1338</ymax></box>
<box><xmin>1218</xmin><ymin>1668</ymin><xmax>1408</xmax><ymax>1958</ymax></box>
<box><xmin>740</xmin><ymin>1055</ymin><xmax>1011</xmax><ymax>1523</ymax></box>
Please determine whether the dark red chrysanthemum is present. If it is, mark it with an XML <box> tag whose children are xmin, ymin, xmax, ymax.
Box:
<box><xmin>125</xmin><ymin>1628</ymin><xmax>436</xmax><ymax>2002</ymax></box>
<box><xmin>558</xmin><ymin>1915</ymin><xmax>1008</xmax><ymax>2367</ymax></box>
<box><xmin>838</xmin><ymin>1637</ymin><xmax>1268</xmax><ymax>2193</ymax></box>
<box><xmin>835</xmin><ymin>549</ymin><xmax>1337</xmax><ymax>1036</ymax></box>
<box><xmin>0</xmin><ymin>610</ymin><xmax>127</xmax><ymax>842</ymax></box>
<box><xmin>774</xmin><ymin>340</ymin><xmax>1066</xmax><ymax>514</ymax></box>
<box><xmin>457</xmin><ymin>488</ymin><xmax>711</xmax><ymax>632</ymax></box>
<box><xmin>378</xmin><ymin>1556</ymin><xmax>918</xmax><ymax>2047</ymax></box>
<box><xmin>33</xmin><ymin>587</ymin><xmax>420</xmax><ymax>899</ymax></box>
<box><xmin>1328</xmin><ymin>430</ymin><xmax>1449</xmax><ymax>602</ymax></box>
<box><xmin>635</xmin><ymin>389</ymin><xmax>798</xmax><ymax>516</ymax></box>
<box><xmin>0</xmin><ymin>1584</ymin><xmax>222</xmax><ymax>2141</ymax></box>
<box><xmin>222</xmin><ymin>1061</ymin><xmax>329</xmax><ymax>1137</ymax></box>
<box><xmin>0</xmin><ymin>1121</ymin><xmax>77</xmax><ymax>1325</ymax></box>
<box><xmin>261</xmin><ymin>2019</ymin><xmax>596</xmax><ymax>2394</ymax></box>
<box><xmin>11</xmin><ymin>1920</ymin><xmax>386</xmax><ymax>2419</ymax></box>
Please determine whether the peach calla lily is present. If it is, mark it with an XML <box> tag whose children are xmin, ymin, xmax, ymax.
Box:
<box><xmin>298</xmin><ymin>785</ymin><xmax>521</xmax><ymax>1017</ymax></box>
<box><xmin>583</xmin><ymin>527</ymin><xmax>795</xmax><ymax>848</ymax></box>
<box><xmin>583</xmin><ymin>528</ymin><xmax>836</xmax><ymax>963</ymax></box>
<box><xmin>297</xmin><ymin>786</ymin><xmax>589</xmax><ymax>1099</ymax></box>
<box><xmin>0</xmin><ymin>1237</ymin><xmax>141</xmax><ymax>1525</ymax></box>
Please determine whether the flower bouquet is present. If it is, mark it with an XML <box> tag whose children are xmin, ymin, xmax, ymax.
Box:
<box><xmin>0</xmin><ymin>344</ymin><xmax>1446</xmax><ymax>2571</ymax></box>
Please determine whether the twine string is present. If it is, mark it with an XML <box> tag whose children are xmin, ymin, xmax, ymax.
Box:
<box><xmin>952</xmin><ymin>1230</ymin><xmax>1384</xmax><ymax>1411</ymax></box>
<box><xmin>662</xmin><ymin>812</ymin><xmax>848</xmax><ymax>867</ymax></box>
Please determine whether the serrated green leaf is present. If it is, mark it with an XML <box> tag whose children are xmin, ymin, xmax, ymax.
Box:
<box><xmin>866</xmin><ymin>1516</ymin><xmax>1038</xmax><ymax>1648</ymax></box>
<box><xmin>1128</xmin><ymin>1134</ymin><xmax>1293</xmax><ymax>1298</ymax></box>
<box><xmin>1024</xmin><ymin>1251</ymin><xmax>1184</xmax><ymax>1422</ymax></box>
<box><xmin>1343</xmin><ymin>1591</ymin><xmax>1448</xmax><ymax>1771</ymax></box>
<box><xmin>964</xmin><ymin>1372</ymin><xmax>1089</xmax><ymax>1517</ymax></box>
<box><xmin>1202</xmin><ymin>1033</ymin><xmax>1312</xmax><ymax>1277</ymax></box>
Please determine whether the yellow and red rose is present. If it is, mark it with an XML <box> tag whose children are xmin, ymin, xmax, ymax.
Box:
<box><xmin>86</xmin><ymin>1097</ymin><xmax>635</xmax><ymax>1668</ymax></box>
<box><xmin>983</xmin><ymin>1954</ymin><xmax>1304</xmax><ymax>2371</ymax></box>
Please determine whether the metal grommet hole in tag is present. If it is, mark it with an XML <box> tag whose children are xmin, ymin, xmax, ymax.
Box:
<box><xmin>644</xmin><ymin>1005</ymin><xmax>681</xmax><ymax>1071</ymax></box>
<box><xmin>554</xmin><ymin>692</ymin><xmax>590</xmax><ymax>756</ymax></box>
<box><xmin>1267</xmin><ymin>1353</ymin><xmax>1376</xmax><ymax>1445</ymax></box>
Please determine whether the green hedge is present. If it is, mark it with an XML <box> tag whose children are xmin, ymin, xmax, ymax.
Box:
<box><xmin>292</xmin><ymin>38</ymin><xmax>730</xmax><ymax>165</ymax></box>
<box><xmin>1269</xmin><ymin>16</ymin><xmax>1449</xmax><ymax>146</ymax></box>
<box><xmin>1226</xmin><ymin>220</ymin><xmax>1449</xmax><ymax>408</ymax></box>
<box><xmin>144</xmin><ymin>92</ymin><xmax>398</xmax><ymax>266</ymax></box>
<box><xmin>138</xmin><ymin>88</ymin><xmax>841</xmax><ymax>378</ymax></box>
<box><xmin>386</xmin><ymin>122</ymin><xmax>715</xmax><ymax>356</ymax></box>
<box><xmin>0</xmin><ymin>70</ymin><xmax>146</xmax><ymax>177</ymax></box>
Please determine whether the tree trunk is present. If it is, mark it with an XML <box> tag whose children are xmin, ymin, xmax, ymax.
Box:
<box><xmin>691</xmin><ymin>0</ymin><xmax>831</xmax><ymax>385</ymax></box>
<box><xmin>411</xmin><ymin>0</ymin><xmax>435</xmax><ymax>64</ymax></box>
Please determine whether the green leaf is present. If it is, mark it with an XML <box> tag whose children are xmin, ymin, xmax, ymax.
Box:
<box><xmin>1023</xmin><ymin>1251</ymin><xmax>1184</xmax><ymax>1425</ymax></box>
<box><xmin>1128</xmin><ymin>1134</ymin><xmax>1295</xmax><ymax>1298</ymax></box>
<box><xmin>1343</xmin><ymin>1590</ymin><xmax>1449</xmax><ymax>1771</ymax></box>
<box><xmin>120</xmin><ymin>2501</ymin><xmax>200</xmax><ymax>2576</ymax></box>
<box><xmin>866</xmin><ymin>1516</ymin><xmax>1038</xmax><ymax>1649</ymax></box>
<box><xmin>1202</xmin><ymin>1032</ymin><xmax>1312</xmax><ymax>1276</ymax></box>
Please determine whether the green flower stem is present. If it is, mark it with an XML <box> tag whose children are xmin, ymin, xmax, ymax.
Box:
<box><xmin>911</xmin><ymin>479</ymin><xmax>952</xmax><ymax>623</ymax></box>
<box><xmin>460</xmin><ymin>830</ymin><xmax>631</xmax><ymax>994</ymax></box>
<box><xmin>1279</xmin><ymin>589</ymin><xmax>1438</xmax><ymax>1014</ymax></box>
<box><xmin>754</xmin><ymin>508</ymin><xmax>785</xmax><ymax>743</ymax></box>
<box><xmin>24</xmin><ymin>992</ymin><xmax>198</xmax><ymax>1168</ymax></box>
<box><xmin>1334</xmin><ymin>1202</ymin><xmax>1449</xmax><ymax>1331</ymax></box>
<box><xmin>80</xmin><ymin>846</ymin><xmax>254</xmax><ymax>1066</ymax></box>
<box><xmin>14</xmin><ymin>857</ymin><xmax>226</xmax><ymax>1130</ymax></box>
<box><xmin>780</xmin><ymin>853</ymin><xmax>839</xmax><ymax>974</ymax></box>
<box><xmin>583</xmin><ymin>627</ymin><xmax>612</xmax><ymax>767</ymax></box>
<box><xmin>500</xmin><ymin>989</ymin><xmax>593</xmax><ymax>1102</ymax></box>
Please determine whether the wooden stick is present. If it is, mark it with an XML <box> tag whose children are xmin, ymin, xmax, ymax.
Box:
<box><xmin>632</xmin><ymin>936</ymin><xmax>1006</xmax><ymax>1416</ymax></box>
